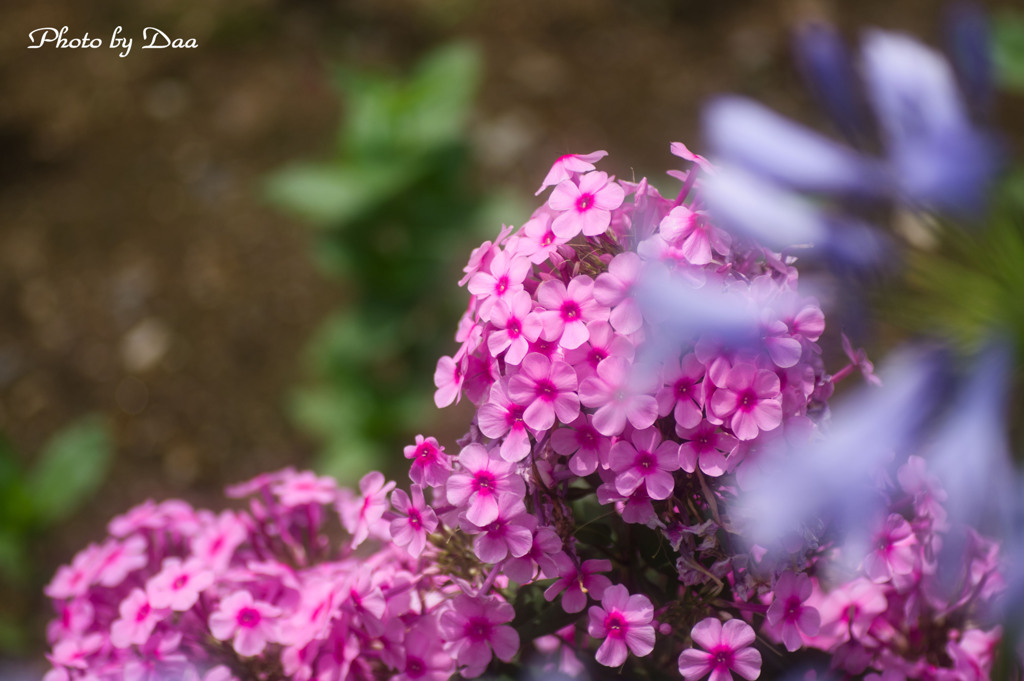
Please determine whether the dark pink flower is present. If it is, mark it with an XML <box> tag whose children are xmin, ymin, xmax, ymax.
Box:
<box><xmin>404</xmin><ymin>435</ymin><xmax>450</xmax><ymax>488</ymax></box>
<box><xmin>110</xmin><ymin>588</ymin><xmax>168</xmax><ymax>648</ymax></box>
<box><xmin>608</xmin><ymin>427</ymin><xmax>680</xmax><ymax>500</ymax></box>
<box><xmin>446</xmin><ymin>443</ymin><xmax>525</xmax><ymax>526</ymax></box>
<box><xmin>507</xmin><ymin>353</ymin><xmax>579</xmax><ymax>431</ymax></box>
<box><xmin>677</xmin><ymin>420</ymin><xmax>738</xmax><ymax>476</ymax></box>
<box><xmin>535</xmin><ymin>276</ymin><xmax>608</xmax><ymax>350</ymax></box>
<box><xmin>439</xmin><ymin>594</ymin><xmax>519</xmax><ymax>678</ymax></box>
<box><xmin>765</xmin><ymin>571</ymin><xmax>820</xmax><ymax>651</ymax></box>
<box><xmin>678</xmin><ymin>617</ymin><xmax>762</xmax><ymax>681</ymax></box>
<box><xmin>388</xmin><ymin>485</ymin><xmax>438</xmax><ymax>558</ymax></box>
<box><xmin>587</xmin><ymin>584</ymin><xmax>656</xmax><ymax>667</ymax></box>
<box><xmin>544</xmin><ymin>555</ymin><xmax>612</xmax><ymax>613</ymax></box>
<box><xmin>657</xmin><ymin>353</ymin><xmax>706</xmax><ymax>430</ymax></box>
<box><xmin>708</xmin><ymin>363</ymin><xmax>783</xmax><ymax>441</ymax></box>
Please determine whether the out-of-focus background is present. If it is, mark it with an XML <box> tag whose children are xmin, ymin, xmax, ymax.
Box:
<box><xmin>2</xmin><ymin>0</ymin><xmax>1022</xmax><ymax>673</ymax></box>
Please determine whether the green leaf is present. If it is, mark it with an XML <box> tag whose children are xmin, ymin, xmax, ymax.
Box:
<box><xmin>26</xmin><ymin>415</ymin><xmax>112</xmax><ymax>525</ymax></box>
<box><xmin>993</xmin><ymin>11</ymin><xmax>1024</xmax><ymax>92</ymax></box>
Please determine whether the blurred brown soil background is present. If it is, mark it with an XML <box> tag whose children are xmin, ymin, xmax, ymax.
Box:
<box><xmin>0</xmin><ymin>0</ymin><xmax>1019</xmax><ymax>672</ymax></box>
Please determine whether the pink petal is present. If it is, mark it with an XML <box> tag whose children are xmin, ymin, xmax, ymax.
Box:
<box><xmin>731</xmin><ymin>647</ymin><xmax>763</xmax><ymax>680</ymax></box>
<box><xmin>690</xmin><ymin>617</ymin><xmax>723</xmax><ymax>650</ymax></box>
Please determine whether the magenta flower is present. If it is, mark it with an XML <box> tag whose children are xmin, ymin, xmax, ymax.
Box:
<box><xmin>587</xmin><ymin>584</ymin><xmax>656</xmax><ymax>667</ymax></box>
<box><xmin>765</xmin><ymin>571</ymin><xmax>820</xmax><ymax>651</ymax></box>
<box><xmin>535</xmin><ymin>150</ymin><xmax>608</xmax><ymax>195</ymax></box>
<box><xmin>388</xmin><ymin>485</ymin><xmax>438</xmax><ymax>558</ymax></box>
<box><xmin>708</xmin><ymin>363</ymin><xmax>783</xmax><ymax>441</ymax></box>
<box><xmin>607</xmin><ymin>427</ymin><xmax>680</xmax><ymax>500</ymax></box>
<box><xmin>544</xmin><ymin>555</ymin><xmax>612</xmax><ymax>613</ymax></box>
<box><xmin>551</xmin><ymin>412</ymin><xmax>609</xmax><ymax>476</ymax></box>
<box><xmin>503</xmin><ymin>526</ymin><xmax>562</xmax><ymax>584</ymax></box>
<box><xmin>548</xmin><ymin>171</ymin><xmax>625</xmax><ymax>239</ymax></box>
<box><xmin>477</xmin><ymin>379</ymin><xmax>533</xmax><ymax>463</ymax></box>
<box><xmin>678</xmin><ymin>617</ymin><xmax>762</xmax><ymax>681</ymax></box>
<box><xmin>209</xmin><ymin>591</ymin><xmax>281</xmax><ymax>657</ymax></box>
<box><xmin>657</xmin><ymin>353</ymin><xmax>706</xmax><ymax>430</ymax></box>
<box><xmin>446</xmin><ymin>443</ymin><xmax>525</xmax><ymax>526</ymax></box>
<box><xmin>579</xmin><ymin>356</ymin><xmax>659</xmax><ymax>436</ymax></box>
<box><xmin>110</xmin><ymin>588</ymin><xmax>168</xmax><ymax>648</ymax></box>
<box><xmin>146</xmin><ymin>557</ymin><xmax>214</xmax><ymax>611</ymax></box>
<box><xmin>535</xmin><ymin>275</ymin><xmax>608</xmax><ymax>350</ymax></box>
<box><xmin>677</xmin><ymin>420</ymin><xmax>738</xmax><ymax>476</ymax></box>
<box><xmin>486</xmin><ymin>291</ymin><xmax>542</xmax><ymax>365</ymax></box>
<box><xmin>403</xmin><ymin>434</ymin><xmax>450</xmax><ymax>488</ymax></box>
<box><xmin>461</xmin><ymin>497</ymin><xmax>535</xmax><ymax>564</ymax></box>
<box><xmin>507</xmin><ymin>352</ymin><xmax>580</xmax><ymax>431</ymax></box>
<box><xmin>439</xmin><ymin>594</ymin><xmax>519</xmax><ymax>678</ymax></box>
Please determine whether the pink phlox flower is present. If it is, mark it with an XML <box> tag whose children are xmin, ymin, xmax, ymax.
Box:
<box><xmin>224</xmin><ymin>468</ymin><xmax>295</xmax><ymax>499</ymax></box>
<box><xmin>339</xmin><ymin>471</ymin><xmax>395</xmax><ymax>548</ymax></box>
<box><xmin>122</xmin><ymin>631</ymin><xmax>188</xmax><ymax>681</ymax></box>
<box><xmin>596</xmin><ymin>471</ymin><xmax>658</xmax><ymax>525</ymax></box>
<box><xmin>277</xmin><ymin>577</ymin><xmax>342</xmax><ymax>646</ymax></box>
<box><xmin>455</xmin><ymin>301</ymin><xmax>485</xmax><ymax>359</ymax></box>
<box><xmin>765</xmin><ymin>571</ymin><xmax>820</xmax><ymax>652</ymax></box>
<box><xmin>477</xmin><ymin>379</ymin><xmax>533</xmax><ymax>463</ymax></box>
<box><xmin>45</xmin><ymin>544</ymin><xmax>102</xmax><ymax>600</ymax></box>
<box><xmin>433</xmin><ymin>354</ymin><xmax>465</xmax><ymax>408</ymax></box>
<box><xmin>46</xmin><ymin>632</ymin><xmax>104</xmax><ymax>671</ymax></box>
<box><xmin>594</xmin><ymin>252</ymin><xmax>644</xmax><ymax>334</ymax></box>
<box><xmin>897</xmin><ymin>455</ymin><xmax>948</xmax><ymax>530</ymax></box>
<box><xmin>272</xmin><ymin>470</ymin><xmax>338</xmax><ymax>507</ymax></box>
<box><xmin>544</xmin><ymin>555</ymin><xmax>612</xmax><ymax>614</ymax></box>
<box><xmin>388</xmin><ymin>485</ymin><xmax>438</xmax><ymax>558</ymax></box>
<box><xmin>551</xmin><ymin>412</ymin><xmax>610</xmax><ymax>476</ymax></box>
<box><xmin>110</xmin><ymin>587</ymin><xmax>169</xmax><ymax>648</ymax></box>
<box><xmin>507</xmin><ymin>352</ymin><xmax>580</xmax><ymax>431</ymax></box>
<box><xmin>316</xmin><ymin>628</ymin><xmax>363</xmax><ymax>681</ymax></box>
<box><xmin>841</xmin><ymin>332</ymin><xmax>882</xmax><ymax>386</ymax></box>
<box><xmin>503</xmin><ymin>525</ymin><xmax>563</xmax><ymax>583</ymax></box>
<box><xmin>91</xmin><ymin>535</ymin><xmax>148</xmax><ymax>588</ymax></box>
<box><xmin>658</xmin><ymin>205</ymin><xmax>722</xmax><ymax>266</ymax></box>
<box><xmin>707</xmin><ymin>362</ymin><xmax>783</xmax><ymax>441</ymax></box>
<box><xmin>460</xmin><ymin>496</ymin><xmax>536</xmax><ymax>564</ymax></box>
<box><xmin>439</xmin><ymin>594</ymin><xmax>519</xmax><ymax>678</ymax></box>
<box><xmin>947</xmin><ymin>627</ymin><xmax>1001</xmax><ymax>681</ymax></box>
<box><xmin>863</xmin><ymin>513</ymin><xmax>917</xmax><ymax>583</ymax></box>
<box><xmin>670</xmin><ymin>141</ymin><xmax>714</xmax><ymax>174</ymax></box>
<box><xmin>549</xmin><ymin>171</ymin><xmax>625</xmax><ymax>239</ymax></box>
<box><xmin>458</xmin><ymin>224</ymin><xmax>515</xmax><ymax>286</ymax></box>
<box><xmin>396</xmin><ymin>621</ymin><xmax>455</xmax><ymax>681</ymax></box>
<box><xmin>192</xmin><ymin>510</ymin><xmax>248</xmax><ymax>572</ymax></box>
<box><xmin>817</xmin><ymin>578</ymin><xmax>887</xmax><ymax>645</ymax></box>
<box><xmin>536</xmin><ymin>276</ymin><xmax>608</xmax><ymax>350</ymax></box>
<box><xmin>46</xmin><ymin>597</ymin><xmax>94</xmax><ymax>644</ymax></box>
<box><xmin>343</xmin><ymin>567</ymin><xmax>389</xmax><ymax>634</ymax></box>
<box><xmin>656</xmin><ymin>353</ymin><xmax>706</xmax><ymax>430</ymax></box>
<box><xmin>486</xmin><ymin>291</ymin><xmax>542</xmax><ymax>365</ymax></box>
<box><xmin>446</xmin><ymin>443</ymin><xmax>525</xmax><ymax>526</ymax></box>
<box><xmin>677</xmin><ymin>420</ymin><xmax>738</xmax><ymax>476</ymax></box>
<box><xmin>678</xmin><ymin>617</ymin><xmax>762</xmax><ymax>681</ymax></box>
<box><xmin>462</xmin><ymin>352</ymin><xmax>497</xmax><ymax>405</ymax></box>
<box><xmin>758</xmin><ymin>316</ymin><xmax>804</xmax><ymax>369</ymax></box>
<box><xmin>146</xmin><ymin>557</ymin><xmax>214</xmax><ymax>611</ymax></box>
<box><xmin>564</xmin><ymin>320</ymin><xmax>635</xmax><ymax>382</ymax></box>
<box><xmin>781</xmin><ymin>295</ymin><xmax>826</xmax><ymax>343</ymax></box>
<box><xmin>587</xmin><ymin>584</ymin><xmax>656</xmax><ymax>667</ymax></box>
<box><xmin>519</xmin><ymin>212</ymin><xmax>568</xmax><ymax>264</ymax></box>
<box><xmin>579</xmin><ymin>356</ymin><xmax>659</xmax><ymax>436</ymax></box>
<box><xmin>467</xmin><ymin>250</ymin><xmax>531</xmax><ymax>321</ymax></box>
<box><xmin>608</xmin><ymin>427</ymin><xmax>680</xmax><ymax>500</ymax></box>
<box><xmin>536</xmin><ymin>150</ymin><xmax>608</xmax><ymax>195</ymax></box>
<box><xmin>209</xmin><ymin>590</ymin><xmax>281</xmax><ymax>657</ymax></box>
<box><xmin>403</xmin><ymin>435</ymin><xmax>450</xmax><ymax>488</ymax></box>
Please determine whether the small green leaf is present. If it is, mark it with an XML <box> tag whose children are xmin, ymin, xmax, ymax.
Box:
<box><xmin>993</xmin><ymin>11</ymin><xmax>1024</xmax><ymax>92</ymax></box>
<box><xmin>27</xmin><ymin>415</ymin><xmax>112</xmax><ymax>525</ymax></box>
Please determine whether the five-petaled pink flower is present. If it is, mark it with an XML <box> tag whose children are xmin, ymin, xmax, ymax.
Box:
<box><xmin>507</xmin><ymin>352</ymin><xmax>580</xmax><ymax>431</ymax></box>
<box><xmin>608</xmin><ymin>427</ymin><xmax>680</xmax><ymax>500</ymax></box>
<box><xmin>708</xmin><ymin>363</ymin><xmax>783</xmax><ymax>441</ymax></box>
<box><xmin>404</xmin><ymin>435</ymin><xmax>450</xmax><ymax>487</ymax></box>
<box><xmin>579</xmin><ymin>356</ymin><xmax>659</xmax><ymax>436</ymax></box>
<box><xmin>549</xmin><ymin>171</ymin><xmax>625</xmax><ymax>239</ymax></box>
<box><xmin>535</xmin><ymin>276</ymin><xmax>608</xmax><ymax>350</ymax></box>
<box><xmin>439</xmin><ymin>594</ymin><xmax>519</xmax><ymax>678</ymax></box>
<box><xmin>765</xmin><ymin>571</ymin><xmax>820</xmax><ymax>652</ymax></box>
<box><xmin>678</xmin><ymin>617</ymin><xmax>762</xmax><ymax>681</ymax></box>
<box><xmin>587</xmin><ymin>584</ymin><xmax>656</xmax><ymax>667</ymax></box>
<box><xmin>146</xmin><ymin>557</ymin><xmax>213</xmax><ymax>612</ymax></box>
<box><xmin>388</xmin><ymin>485</ymin><xmax>439</xmax><ymax>558</ymax></box>
<box><xmin>446</xmin><ymin>443</ymin><xmax>525</xmax><ymax>526</ymax></box>
<box><xmin>209</xmin><ymin>590</ymin><xmax>281</xmax><ymax>657</ymax></box>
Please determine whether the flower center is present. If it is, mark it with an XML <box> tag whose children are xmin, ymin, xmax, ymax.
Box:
<box><xmin>637</xmin><ymin>451</ymin><xmax>656</xmax><ymax>471</ymax></box>
<box><xmin>172</xmin><ymin>575</ymin><xmax>188</xmax><ymax>590</ymax></box>
<box><xmin>561</xmin><ymin>301</ymin><xmax>581</xmax><ymax>321</ymax></box>
<box><xmin>536</xmin><ymin>379</ymin><xmax>558</xmax><ymax>401</ymax></box>
<box><xmin>406</xmin><ymin>657</ymin><xmax>426</xmax><ymax>678</ymax></box>
<box><xmin>135</xmin><ymin>603</ymin><xmax>151</xmax><ymax>622</ymax></box>
<box><xmin>712</xmin><ymin>647</ymin><xmax>734</xmax><ymax>670</ymax></box>
<box><xmin>237</xmin><ymin>607</ymin><xmax>261</xmax><ymax>628</ymax></box>
<box><xmin>603</xmin><ymin>612</ymin><xmax>627</xmax><ymax>639</ymax></box>
<box><xmin>496</xmin><ymin>276</ymin><xmax>509</xmax><ymax>295</ymax></box>
<box><xmin>417</xmin><ymin>445</ymin><xmax>436</xmax><ymax>462</ymax></box>
<box><xmin>466</xmin><ymin>617</ymin><xmax>492</xmax><ymax>642</ymax></box>
<box><xmin>472</xmin><ymin>471</ymin><xmax>498</xmax><ymax>494</ymax></box>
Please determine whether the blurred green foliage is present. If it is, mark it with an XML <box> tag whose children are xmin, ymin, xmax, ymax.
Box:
<box><xmin>0</xmin><ymin>415</ymin><xmax>111</xmax><ymax>652</ymax></box>
<box><xmin>994</xmin><ymin>10</ymin><xmax>1024</xmax><ymax>92</ymax></box>
<box><xmin>266</xmin><ymin>43</ymin><xmax>524</xmax><ymax>482</ymax></box>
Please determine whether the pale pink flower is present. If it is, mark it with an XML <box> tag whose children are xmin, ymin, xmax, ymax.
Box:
<box><xmin>486</xmin><ymin>291</ymin><xmax>542</xmax><ymax>365</ymax></box>
<box><xmin>461</xmin><ymin>497</ymin><xmax>535</xmax><ymax>564</ymax></box>
<box><xmin>535</xmin><ymin>150</ymin><xmax>608</xmax><ymax>195</ymax></box>
<box><xmin>708</xmin><ymin>363</ymin><xmax>783</xmax><ymax>441</ymax></box>
<box><xmin>608</xmin><ymin>427</ymin><xmax>680</xmax><ymax>500</ymax></box>
<box><xmin>446</xmin><ymin>443</ymin><xmax>525</xmax><ymax>526</ymax></box>
<box><xmin>439</xmin><ymin>594</ymin><xmax>519</xmax><ymax>678</ymax></box>
<box><xmin>209</xmin><ymin>591</ymin><xmax>281</xmax><ymax>657</ymax></box>
<box><xmin>92</xmin><ymin>535</ymin><xmax>148</xmax><ymax>588</ymax></box>
<box><xmin>551</xmin><ymin>412</ymin><xmax>609</xmax><ymax>476</ymax></box>
<box><xmin>765</xmin><ymin>571</ymin><xmax>820</xmax><ymax>652</ymax></box>
<box><xmin>191</xmin><ymin>510</ymin><xmax>247</xmax><ymax>572</ymax></box>
<box><xmin>467</xmin><ymin>250</ymin><xmax>531</xmax><ymax>320</ymax></box>
<box><xmin>110</xmin><ymin>588</ymin><xmax>168</xmax><ymax>648</ymax></box>
<box><xmin>659</xmin><ymin>205</ymin><xmax>715</xmax><ymax>265</ymax></box>
<box><xmin>678</xmin><ymin>617</ymin><xmax>762</xmax><ymax>681</ymax></box>
<box><xmin>433</xmin><ymin>355</ymin><xmax>464</xmax><ymax>408</ymax></box>
<box><xmin>564</xmin><ymin>320</ymin><xmax>635</xmax><ymax>382</ymax></box>
<box><xmin>677</xmin><ymin>420</ymin><xmax>738</xmax><ymax>476</ymax></box>
<box><xmin>339</xmin><ymin>471</ymin><xmax>396</xmax><ymax>548</ymax></box>
<box><xmin>519</xmin><ymin>212</ymin><xmax>567</xmax><ymax>264</ymax></box>
<box><xmin>404</xmin><ymin>435</ymin><xmax>450</xmax><ymax>488</ymax></box>
<box><xmin>477</xmin><ymin>379</ymin><xmax>533</xmax><ymax>462</ymax></box>
<box><xmin>549</xmin><ymin>171</ymin><xmax>625</xmax><ymax>239</ymax></box>
<box><xmin>587</xmin><ymin>584</ymin><xmax>656</xmax><ymax>667</ymax></box>
<box><xmin>272</xmin><ymin>470</ymin><xmax>338</xmax><ymax>507</ymax></box>
<box><xmin>535</xmin><ymin>275</ymin><xmax>608</xmax><ymax>350</ymax></box>
<box><xmin>388</xmin><ymin>485</ymin><xmax>438</xmax><ymax>558</ymax></box>
<box><xmin>579</xmin><ymin>356</ymin><xmax>659</xmax><ymax>436</ymax></box>
<box><xmin>146</xmin><ymin>557</ymin><xmax>213</xmax><ymax>611</ymax></box>
<box><xmin>657</xmin><ymin>353</ymin><xmax>706</xmax><ymax>430</ymax></box>
<box><xmin>507</xmin><ymin>352</ymin><xmax>580</xmax><ymax>431</ymax></box>
<box><xmin>544</xmin><ymin>555</ymin><xmax>612</xmax><ymax>613</ymax></box>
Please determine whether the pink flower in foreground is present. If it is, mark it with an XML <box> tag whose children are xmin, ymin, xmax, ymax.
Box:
<box><xmin>579</xmin><ymin>356</ymin><xmax>658</xmax><ymax>436</ymax></box>
<box><xmin>607</xmin><ymin>427</ymin><xmax>679</xmax><ymax>500</ymax></box>
<box><xmin>708</xmin><ymin>363</ymin><xmax>782</xmax><ymax>441</ymax></box>
<box><xmin>549</xmin><ymin>171</ymin><xmax>625</xmax><ymax>239</ymax></box>
<box><xmin>535</xmin><ymin>276</ymin><xmax>608</xmax><ymax>350</ymax></box>
<box><xmin>678</xmin><ymin>617</ymin><xmax>762</xmax><ymax>681</ymax></box>
<box><xmin>765</xmin><ymin>571</ymin><xmax>820</xmax><ymax>652</ymax></box>
<box><xmin>388</xmin><ymin>485</ymin><xmax>438</xmax><ymax>558</ymax></box>
<box><xmin>446</xmin><ymin>443</ymin><xmax>525</xmax><ymax>526</ymax></box>
<box><xmin>587</xmin><ymin>584</ymin><xmax>656</xmax><ymax>667</ymax></box>
<box><xmin>146</xmin><ymin>557</ymin><xmax>213</xmax><ymax>612</ymax></box>
<box><xmin>440</xmin><ymin>594</ymin><xmax>519</xmax><ymax>678</ymax></box>
<box><xmin>209</xmin><ymin>591</ymin><xmax>281</xmax><ymax>657</ymax></box>
<box><xmin>535</xmin><ymin>150</ymin><xmax>608</xmax><ymax>195</ymax></box>
<box><xmin>404</xmin><ymin>435</ymin><xmax>449</xmax><ymax>487</ymax></box>
<box><xmin>507</xmin><ymin>352</ymin><xmax>579</xmax><ymax>431</ymax></box>
<box><xmin>109</xmin><ymin>588</ymin><xmax>168</xmax><ymax>648</ymax></box>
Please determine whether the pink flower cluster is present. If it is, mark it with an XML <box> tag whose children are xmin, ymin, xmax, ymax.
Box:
<box><xmin>42</xmin><ymin>468</ymin><xmax>460</xmax><ymax>681</ymax></box>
